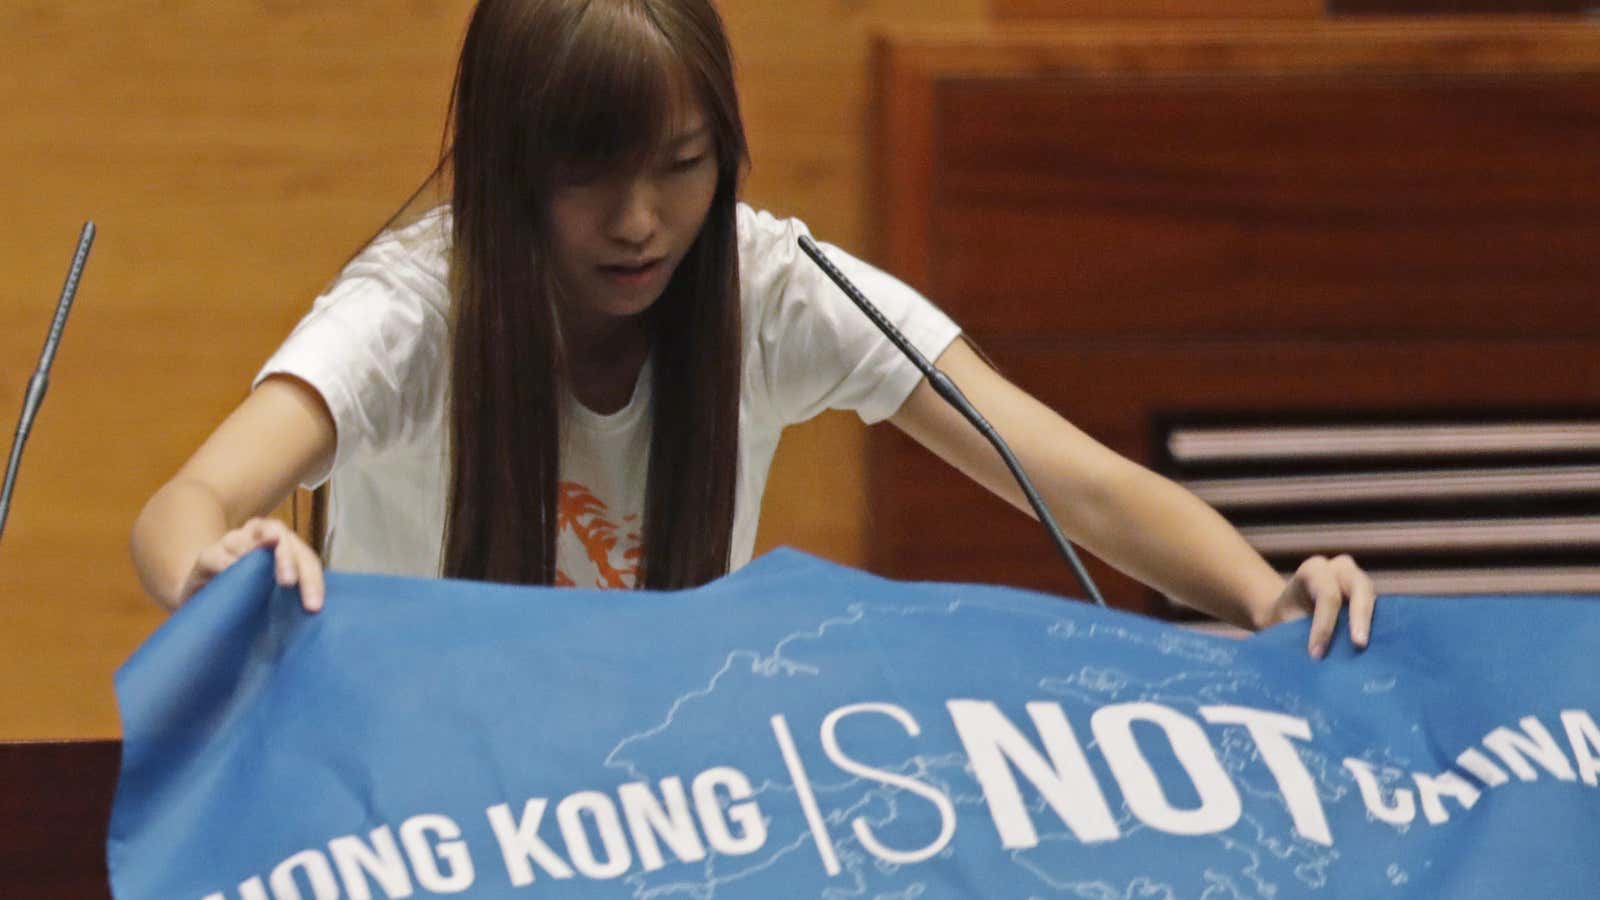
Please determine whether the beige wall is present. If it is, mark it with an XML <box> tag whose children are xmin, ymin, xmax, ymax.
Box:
<box><xmin>0</xmin><ymin>0</ymin><xmax>986</xmax><ymax>739</ymax></box>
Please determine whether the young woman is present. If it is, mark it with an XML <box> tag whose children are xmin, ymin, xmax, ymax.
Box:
<box><xmin>130</xmin><ymin>0</ymin><xmax>1376</xmax><ymax>658</ymax></box>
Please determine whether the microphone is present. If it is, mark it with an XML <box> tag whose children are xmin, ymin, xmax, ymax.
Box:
<box><xmin>1</xmin><ymin>222</ymin><xmax>97</xmax><ymax>545</ymax></box>
<box><xmin>798</xmin><ymin>234</ymin><xmax>1106</xmax><ymax>608</ymax></box>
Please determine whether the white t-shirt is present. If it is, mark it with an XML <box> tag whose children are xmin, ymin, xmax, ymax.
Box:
<box><xmin>255</xmin><ymin>203</ymin><xmax>960</xmax><ymax>586</ymax></box>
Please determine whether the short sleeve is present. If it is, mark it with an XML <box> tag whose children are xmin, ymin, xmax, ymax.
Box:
<box><xmin>739</xmin><ymin>205</ymin><xmax>961</xmax><ymax>427</ymax></box>
<box><xmin>253</xmin><ymin>210</ymin><xmax>452</xmax><ymax>487</ymax></box>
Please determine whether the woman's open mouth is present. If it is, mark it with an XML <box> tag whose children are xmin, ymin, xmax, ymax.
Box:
<box><xmin>598</xmin><ymin>258</ymin><xmax>665</xmax><ymax>287</ymax></box>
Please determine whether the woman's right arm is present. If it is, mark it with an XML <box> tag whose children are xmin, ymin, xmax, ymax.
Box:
<box><xmin>130</xmin><ymin>374</ymin><xmax>337</xmax><ymax>611</ymax></box>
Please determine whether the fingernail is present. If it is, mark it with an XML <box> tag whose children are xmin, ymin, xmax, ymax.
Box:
<box><xmin>1355</xmin><ymin>627</ymin><xmax>1369</xmax><ymax>647</ymax></box>
<box><xmin>1310</xmin><ymin>640</ymin><xmax>1326</xmax><ymax>659</ymax></box>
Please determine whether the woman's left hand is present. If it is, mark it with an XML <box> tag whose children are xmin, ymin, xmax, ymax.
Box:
<box><xmin>1265</xmin><ymin>555</ymin><xmax>1378</xmax><ymax>659</ymax></box>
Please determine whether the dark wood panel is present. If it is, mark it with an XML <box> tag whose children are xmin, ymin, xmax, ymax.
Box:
<box><xmin>991</xmin><ymin>0</ymin><xmax>1320</xmax><ymax>16</ymax></box>
<box><xmin>1333</xmin><ymin>1</ymin><xmax>1592</xmax><ymax>13</ymax></box>
<box><xmin>931</xmin><ymin>75</ymin><xmax>1600</xmax><ymax>339</ymax></box>
<box><xmin>874</xmin><ymin>21</ymin><xmax>1600</xmax><ymax>295</ymax></box>
<box><xmin>870</xmin><ymin>339</ymin><xmax>1600</xmax><ymax>610</ymax></box>
<box><xmin>0</xmin><ymin>741</ymin><xmax>118</xmax><ymax>898</ymax></box>
<box><xmin>871</xmin><ymin>22</ymin><xmax>1600</xmax><ymax>614</ymax></box>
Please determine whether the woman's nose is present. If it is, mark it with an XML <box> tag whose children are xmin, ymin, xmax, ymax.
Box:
<box><xmin>606</xmin><ymin>178</ymin><xmax>659</xmax><ymax>247</ymax></box>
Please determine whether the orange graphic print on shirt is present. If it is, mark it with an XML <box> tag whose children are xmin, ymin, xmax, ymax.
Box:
<box><xmin>555</xmin><ymin>481</ymin><xmax>642</xmax><ymax>589</ymax></box>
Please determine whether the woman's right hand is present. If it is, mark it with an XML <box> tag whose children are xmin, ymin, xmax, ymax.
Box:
<box><xmin>178</xmin><ymin>517</ymin><xmax>326</xmax><ymax>612</ymax></box>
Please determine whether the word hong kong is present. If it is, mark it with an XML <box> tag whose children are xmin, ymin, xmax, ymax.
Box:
<box><xmin>202</xmin><ymin>700</ymin><xmax>1600</xmax><ymax>898</ymax></box>
<box><xmin>200</xmin><ymin>767</ymin><xmax>765</xmax><ymax>899</ymax></box>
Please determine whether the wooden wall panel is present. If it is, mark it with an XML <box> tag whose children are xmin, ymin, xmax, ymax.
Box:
<box><xmin>1</xmin><ymin>0</ymin><xmax>990</xmax><ymax>740</ymax></box>
<box><xmin>933</xmin><ymin>75</ymin><xmax>1600</xmax><ymax>340</ymax></box>
<box><xmin>990</xmin><ymin>0</ymin><xmax>1591</xmax><ymax>17</ymax></box>
<box><xmin>0</xmin><ymin>2</ymin><xmax>475</xmax><ymax>741</ymax></box>
<box><xmin>992</xmin><ymin>0</ymin><xmax>1319</xmax><ymax>17</ymax></box>
<box><xmin>1333</xmin><ymin>1</ymin><xmax>1592</xmax><ymax>13</ymax></box>
<box><xmin>870</xmin><ymin>21</ymin><xmax>1600</xmax><ymax>612</ymax></box>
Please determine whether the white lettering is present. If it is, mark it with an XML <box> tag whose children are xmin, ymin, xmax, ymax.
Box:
<box><xmin>820</xmin><ymin>703</ymin><xmax>956</xmax><ymax>865</ymax></box>
<box><xmin>398</xmin><ymin>815</ymin><xmax>473</xmax><ymax>892</ymax></box>
<box><xmin>946</xmin><ymin>699</ymin><xmax>1119</xmax><ymax>848</ymax></box>
<box><xmin>328</xmin><ymin>826</ymin><xmax>413</xmax><ymax>899</ymax></box>
<box><xmin>1342</xmin><ymin>758</ymin><xmax>1415</xmax><ymax>826</ymax></box>
<box><xmin>486</xmin><ymin>800</ymin><xmax>575</xmax><ymax>886</ymax></box>
<box><xmin>1199</xmin><ymin>705</ymin><xmax>1331</xmax><ymax>845</ymax></box>
<box><xmin>770</xmin><ymin>715</ymin><xmax>838</xmax><ymax>874</ymax></box>
<box><xmin>1412</xmin><ymin>771</ymin><xmax>1479</xmax><ymax>825</ymax></box>
<box><xmin>1093</xmin><ymin>702</ymin><xmax>1241</xmax><ymax>836</ymax></box>
<box><xmin>1455</xmin><ymin>748</ymin><xmax>1509</xmax><ymax>788</ymax></box>
<box><xmin>269</xmin><ymin>850</ymin><xmax>339</xmax><ymax>900</ymax></box>
<box><xmin>618</xmin><ymin>778</ymin><xmax>707</xmax><ymax>871</ymax></box>
<box><xmin>1561</xmin><ymin>709</ymin><xmax>1600</xmax><ymax>786</ymax></box>
<box><xmin>556</xmin><ymin>791</ymin><xmax>632</xmax><ymax>879</ymax></box>
<box><xmin>1483</xmin><ymin>716</ymin><xmax>1577</xmax><ymax>782</ymax></box>
<box><xmin>692</xmin><ymin>767</ymin><xmax>766</xmax><ymax>856</ymax></box>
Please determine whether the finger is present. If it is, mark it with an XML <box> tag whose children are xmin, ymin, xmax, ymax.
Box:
<box><xmin>1272</xmin><ymin>573</ymin><xmax>1312</xmax><ymax>625</ymax></box>
<box><xmin>273</xmin><ymin>538</ymin><xmax>298</xmax><ymax>587</ymax></box>
<box><xmin>1333</xmin><ymin>555</ymin><xmax>1378</xmax><ymax>649</ymax></box>
<box><xmin>243</xmin><ymin>517</ymin><xmax>274</xmax><ymax>545</ymax></box>
<box><xmin>296</xmin><ymin>541</ymin><xmax>327</xmax><ymax>613</ymax></box>
<box><xmin>219</xmin><ymin>527</ymin><xmax>262</xmax><ymax>558</ymax></box>
<box><xmin>259</xmin><ymin>521</ymin><xmax>297</xmax><ymax>575</ymax></box>
<box><xmin>251</xmin><ymin>517</ymin><xmax>295</xmax><ymax>547</ymax></box>
<box><xmin>1299</xmin><ymin>558</ymin><xmax>1343</xmax><ymax>659</ymax></box>
<box><xmin>196</xmin><ymin>543</ymin><xmax>242</xmax><ymax>579</ymax></box>
<box><xmin>222</xmin><ymin>518</ymin><xmax>279</xmax><ymax>559</ymax></box>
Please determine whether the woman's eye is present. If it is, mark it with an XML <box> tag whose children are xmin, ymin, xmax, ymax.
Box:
<box><xmin>669</xmin><ymin>154</ymin><xmax>706</xmax><ymax>173</ymax></box>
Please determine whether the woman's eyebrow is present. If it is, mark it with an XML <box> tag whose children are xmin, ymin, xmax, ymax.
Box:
<box><xmin>668</xmin><ymin>125</ymin><xmax>710</xmax><ymax>148</ymax></box>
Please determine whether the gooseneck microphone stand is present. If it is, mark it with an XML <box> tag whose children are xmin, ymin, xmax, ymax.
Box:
<box><xmin>798</xmin><ymin>235</ymin><xmax>1106</xmax><ymax>608</ymax></box>
<box><xmin>1</xmin><ymin>222</ymin><xmax>96</xmax><ymax>545</ymax></box>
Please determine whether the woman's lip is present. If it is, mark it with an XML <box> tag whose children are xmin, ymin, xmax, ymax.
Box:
<box><xmin>598</xmin><ymin>258</ymin><xmax>665</xmax><ymax>286</ymax></box>
<box><xmin>600</xmin><ymin>258</ymin><xmax>663</xmax><ymax>272</ymax></box>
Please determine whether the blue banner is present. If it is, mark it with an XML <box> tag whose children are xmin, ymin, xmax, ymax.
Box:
<box><xmin>110</xmin><ymin>549</ymin><xmax>1600</xmax><ymax>898</ymax></box>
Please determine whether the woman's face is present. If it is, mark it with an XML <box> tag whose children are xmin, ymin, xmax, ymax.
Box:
<box><xmin>546</xmin><ymin>100</ymin><xmax>719</xmax><ymax>334</ymax></box>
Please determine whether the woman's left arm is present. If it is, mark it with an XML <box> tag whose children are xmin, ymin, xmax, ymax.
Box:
<box><xmin>888</xmin><ymin>339</ymin><xmax>1376</xmax><ymax>657</ymax></box>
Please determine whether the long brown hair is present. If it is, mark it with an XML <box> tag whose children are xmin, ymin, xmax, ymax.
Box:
<box><xmin>442</xmin><ymin>0</ymin><xmax>747</xmax><ymax>588</ymax></box>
